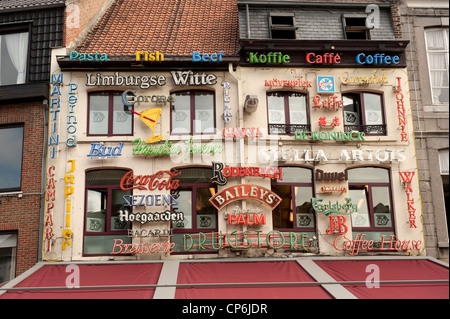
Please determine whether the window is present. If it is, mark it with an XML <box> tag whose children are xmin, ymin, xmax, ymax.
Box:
<box><xmin>170</xmin><ymin>168</ymin><xmax>217</xmax><ymax>253</ymax></box>
<box><xmin>88</xmin><ymin>91</ymin><xmax>133</xmax><ymax>136</ymax></box>
<box><xmin>269</xmin><ymin>13</ymin><xmax>297</xmax><ymax>39</ymax></box>
<box><xmin>347</xmin><ymin>167</ymin><xmax>395</xmax><ymax>244</ymax></box>
<box><xmin>425</xmin><ymin>28</ymin><xmax>449</xmax><ymax>105</ymax></box>
<box><xmin>342</xmin><ymin>14</ymin><xmax>371</xmax><ymax>40</ymax></box>
<box><xmin>0</xmin><ymin>30</ymin><xmax>29</xmax><ymax>86</ymax></box>
<box><xmin>0</xmin><ymin>232</ymin><xmax>17</xmax><ymax>284</ymax></box>
<box><xmin>439</xmin><ymin>149</ymin><xmax>449</xmax><ymax>216</ymax></box>
<box><xmin>0</xmin><ymin>124</ymin><xmax>24</xmax><ymax>192</ymax></box>
<box><xmin>84</xmin><ymin>169</ymin><xmax>132</xmax><ymax>255</ymax></box>
<box><xmin>271</xmin><ymin>167</ymin><xmax>315</xmax><ymax>232</ymax></box>
<box><xmin>267</xmin><ymin>92</ymin><xmax>309</xmax><ymax>134</ymax></box>
<box><xmin>171</xmin><ymin>91</ymin><xmax>215</xmax><ymax>135</ymax></box>
<box><xmin>342</xmin><ymin>92</ymin><xmax>386</xmax><ymax>135</ymax></box>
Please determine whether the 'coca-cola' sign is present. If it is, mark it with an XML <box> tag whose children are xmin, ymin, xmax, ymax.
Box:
<box><xmin>120</xmin><ymin>170</ymin><xmax>180</xmax><ymax>191</ymax></box>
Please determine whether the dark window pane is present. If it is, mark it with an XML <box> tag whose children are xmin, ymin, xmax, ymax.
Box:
<box><xmin>86</xmin><ymin>169</ymin><xmax>130</xmax><ymax>186</ymax></box>
<box><xmin>0</xmin><ymin>125</ymin><xmax>24</xmax><ymax>191</ymax></box>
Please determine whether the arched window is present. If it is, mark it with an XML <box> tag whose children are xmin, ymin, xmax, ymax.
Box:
<box><xmin>83</xmin><ymin>169</ymin><xmax>132</xmax><ymax>255</ymax></box>
<box><xmin>170</xmin><ymin>167</ymin><xmax>217</xmax><ymax>253</ymax></box>
<box><xmin>267</xmin><ymin>91</ymin><xmax>309</xmax><ymax>134</ymax></box>
<box><xmin>171</xmin><ymin>91</ymin><xmax>215</xmax><ymax>135</ymax></box>
<box><xmin>342</xmin><ymin>92</ymin><xmax>386</xmax><ymax>135</ymax></box>
<box><xmin>347</xmin><ymin>167</ymin><xmax>395</xmax><ymax>241</ymax></box>
<box><xmin>88</xmin><ymin>91</ymin><xmax>133</xmax><ymax>136</ymax></box>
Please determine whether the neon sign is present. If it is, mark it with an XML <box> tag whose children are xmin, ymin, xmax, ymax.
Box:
<box><xmin>223</xmin><ymin>127</ymin><xmax>263</xmax><ymax>138</ymax></box>
<box><xmin>312</xmin><ymin>198</ymin><xmax>356</xmax><ymax>216</ymax></box>
<box><xmin>118</xmin><ymin>209</ymin><xmax>184</xmax><ymax>224</ymax></box>
<box><xmin>399</xmin><ymin>171</ymin><xmax>417</xmax><ymax>228</ymax></box>
<box><xmin>306</xmin><ymin>52</ymin><xmax>341</xmax><ymax>64</ymax></box>
<box><xmin>87</xmin><ymin>142</ymin><xmax>123</xmax><ymax>159</ymax></box>
<box><xmin>264</xmin><ymin>78</ymin><xmax>312</xmax><ymax>88</ymax></box>
<box><xmin>122</xmin><ymin>90</ymin><xmax>174</xmax><ymax>106</ymax></box>
<box><xmin>66</xmin><ymin>83</ymin><xmax>77</xmax><ymax>147</ymax></box>
<box><xmin>62</xmin><ymin>160</ymin><xmax>75</xmax><ymax>250</ymax></box>
<box><xmin>315</xmin><ymin>169</ymin><xmax>348</xmax><ymax>182</ymax></box>
<box><xmin>119</xmin><ymin>170</ymin><xmax>181</xmax><ymax>191</ymax></box>
<box><xmin>111</xmin><ymin>237</ymin><xmax>175</xmax><ymax>254</ymax></box>
<box><xmin>312</xmin><ymin>95</ymin><xmax>343</xmax><ymax>111</ymax></box>
<box><xmin>249</xmin><ymin>52</ymin><xmax>290</xmax><ymax>64</ymax></box>
<box><xmin>356</xmin><ymin>53</ymin><xmax>399</xmax><ymax>65</ymax></box>
<box><xmin>294</xmin><ymin>131</ymin><xmax>365</xmax><ymax>141</ymax></box>
<box><xmin>192</xmin><ymin>51</ymin><xmax>224</xmax><ymax>62</ymax></box>
<box><xmin>211</xmin><ymin>162</ymin><xmax>282</xmax><ymax>186</ymax></box>
<box><xmin>135</xmin><ymin>51</ymin><xmax>164</xmax><ymax>61</ymax></box>
<box><xmin>49</xmin><ymin>73</ymin><xmax>62</xmax><ymax>158</ymax></box>
<box><xmin>209</xmin><ymin>184</ymin><xmax>282</xmax><ymax>210</ymax></box>
<box><xmin>69</xmin><ymin>51</ymin><xmax>108</xmax><ymax>61</ymax></box>
<box><xmin>395</xmin><ymin>77</ymin><xmax>408</xmax><ymax>142</ymax></box>
<box><xmin>44</xmin><ymin>166</ymin><xmax>56</xmax><ymax>252</ymax></box>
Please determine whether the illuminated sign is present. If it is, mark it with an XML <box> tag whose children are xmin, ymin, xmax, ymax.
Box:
<box><xmin>312</xmin><ymin>95</ymin><xmax>343</xmax><ymax>111</ymax></box>
<box><xmin>132</xmin><ymin>108</ymin><xmax>163</xmax><ymax>144</ymax></box>
<box><xmin>87</xmin><ymin>142</ymin><xmax>123</xmax><ymax>159</ymax></box>
<box><xmin>192</xmin><ymin>51</ymin><xmax>224</xmax><ymax>62</ymax></box>
<box><xmin>131</xmin><ymin>138</ymin><xmax>182</xmax><ymax>156</ymax></box>
<box><xmin>209</xmin><ymin>184</ymin><xmax>282</xmax><ymax>210</ymax></box>
<box><xmin>356</xmin><ymin>53</ymin><xmax>399</xmax><ymax>65</ymax></box>
<box><xmin>306</xmin><ymin>52</ymin><xmax>341</xmax><ymax>64</ymax></box>
<box><xmin>182</xmin><ymin>230</ymin><xmax>308</xmax><ymax>251</ymax></box>
<box><xmin>66</xmin><ymin>83</ymin><xmax>77</xmax><ymax>147</ymax></box>
<box><xmin>249</xmin><ymin>52</ymin><xmax>290</xmax><ymax>64</ymax></box>
<box><xmin>62</xmin><ymin>160</ymin><xmax>75</xmax><ymax>250</ymax></box>
<box><xmin>211</xmin><ymin>162</ymin><xmax>282</xmax><ymax>186</ymax></box>
<box><xmin>111</xmin><ymin>237</ymin><xmax>175</xmax><ymax>254</ymax></box>
<box><xmin>317</xmin><ymin>76</ymin><xmax>335</xmax><ymax>93</ymax></box>
<box><xmin>319</xmin><ymin>186</ymin><xmax>348</xmax><ymax>193</ymax></box>
<box><xmin>315</xmin><ymin>169</ymin><xmax>348</xmax><ymax>182</ymax></box>
<box><xmin>227</xmin><ymin>213</ymin><xmax>266</xmax><ymax>225</ymax></box>
<box><xmin>49</xmin><ymin>73</ymin><xmax>63</xmax><ymax>158</ymax></box>
<box><xmin>223</xmin><ymin>127</ymin><xmax>263</xmax><ymax>138</ymax></box>
<box><xmin>86</xmin><ymin>72</ymin><xmax>166</xmax><ymax>89</ymax></box>
<box><xmin>222</xmin><ymin>82</ymin><xmax>232</xmax><ymax>124</ymax></box>
<box><xmin>69</xmin><ymin>51</ymin><xmax>108</xmax><ymax>61</ymax></box>
<box><xmin>294</xmin><ymin>131</ymin><xmax>365</xmax><ymax>141</ymax></box>
<box><xmin>127</xmin><ymin>229</ymin><xmax>171</xmax><ymax>238</ymax></box>
<box><xmin>265</xmin><ymin>78</ymin><xmax>312</xmax><ymax>88</ymax></box>
<box><xmin>340</xmin><ymin>70</ymin><xmax>388</xmax><ymax>85</ymax></box>
<box><xmin>44</xmin><ymin>166</ymin><xmax>56</xmax><ymax>252</ymax></box>
<box><xmin>122</xmin><ymin>90</ymin><xmax>174</xmax><ymax>106</ymax></box>
<box><xmin>399</xmin><ymin>171</ymin><xmax>417</xmax><ymax>228</ymax></box>
<box><xmin>260</xmin><ymin>148</ymin><xmax>406</xmax><ymax>163</ymax></box>
<box><xmin>312</xmin><ymin>198</ymin><xmax>356</xmax><ymax>216</ymax></box>
<box><xmin>118</xmin><ymin>209</ymin><xmax>184</xmax><ymax>224</ymax></box>
<box><xmin>135</xmin><ymin>51</ymin><xmax>164</xmax><ymax>61</ymax></box>
<box><xmin>170</xmin><ymin>70</ymin><xmax>217</xmax><ymax>86</ymax></box>
<box><xmin>395</xmin><ymin>77</ymin><xmax>408</xmax><ymax>142</ymax></box>
<box><xmin>123</xmin><ymin>194</ymin><xmax>178</xmax><ymax>206</ymax></box>
<box><xmin>318</xmin><ymin>116</ymin><xmax>340</xmax><ymax>127</ymax></box>
<box><xmin>120</xmin><ymin>170</ymin><xmax>181</xmax><ymax>191</ymax></box>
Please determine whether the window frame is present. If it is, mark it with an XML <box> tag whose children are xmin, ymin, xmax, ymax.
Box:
<box><xmin>269</xmin><ymin>12</ymin><xmax>297</xmax><ymax>39</ymax></box>
<box><xmin>87</xmin><ymin>91</ymin><xmax>134</xmax><ymax>137</ymax></box>
<box><xmin>342</xmin><ymin>14</ymin><xmax>372</xmax><ymax>40</ymax></box>
<box><xmin>0</xmin><ymin>24</ymin><xmax>31</xmax><ymax>86</ymax></box>
<box><xmin>170</xmin><ymin>167</ymin><xmax>218</xmax><ymax>254</ymax></box>
<box><xmin>342</xmin><ymin>91</ymin><xmax>387</xmax><ymax>136</ymax></box>
<box><xmin>424</xmin><ymin>28</ymin><xmax>449</xmax><ymax>105</ymax></box>
<box><xmin>0</xmin><ymin>124</ymin><xmax>24</xmax><ymax>193</ymax></box>
<box><xmin>266</xmin><ymin>91</ymin><xmax>310</xmax><ymax>135</ymax></box>
<box><xmin>170</xmin><ymin>90</ymin><xmax>216</xmax><ymax>135</ymax></box>
<box><xmin>271</xmin><ymin>166</ymin><xmax>315</xmax><ymax>233</ymax></box>
<box><xmin>347</xmin><ymin>167</ymin><xmax>396</xmax><ymax>233</ymax></box>
<box><xmin>83</xmin><ymin>169</ymin><xmax>132</xmax><ymax>256</ymax></box>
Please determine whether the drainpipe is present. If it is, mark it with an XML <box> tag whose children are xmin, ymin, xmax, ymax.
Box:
<box><xmin>246</xmin><ymin>4</ymin><xmax>251</xmax><ymax>38</ymax></box>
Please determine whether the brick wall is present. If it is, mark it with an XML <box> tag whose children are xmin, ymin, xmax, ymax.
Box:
<box><xmin>239</xmin><ymin>5</ymin><xmax>396</xmax><ymax>40</ymax></box>
<box><xmin>0</xmin><ymin>101</ymin><xmax>45</xmax><ymax>277</ymax></box>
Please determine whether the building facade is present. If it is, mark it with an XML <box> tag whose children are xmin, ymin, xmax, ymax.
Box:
<box><xmin>398</xmin><ymin>0</ymin><xmax>449</xmax><ymax>262</ymax></box>
<box><xmin>39</xmin><ymin>0</ymin><xmax>428</xmax><ymax>262</ymax></box>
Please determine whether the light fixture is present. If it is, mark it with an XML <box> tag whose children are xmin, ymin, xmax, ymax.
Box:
<box><xmin>244</xmin><ymin>95</ymin><xmax>258</xmax><ymax>113</ymax></box>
